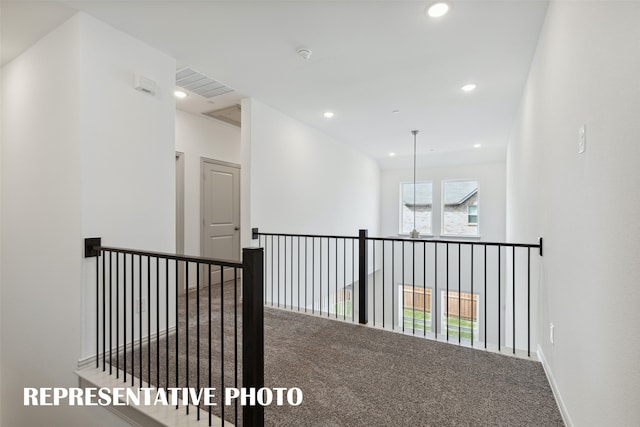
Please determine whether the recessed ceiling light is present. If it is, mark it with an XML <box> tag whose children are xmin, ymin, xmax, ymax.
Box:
<box><xmin>461</xmin><ymin>84</ymin><xmax>477</xmax><ymax>92</ymax></box>
<box><xmin>174</xmin><ymin>90</ymin><xmax>187</xmax><ymax>98</ymax></box>
<box><xmin>389</xmin><ymin>152</ymin><xmax>396</xmax><ymax>157</ymax></box>
<box><xmin>473</xmin><ymin>143</ymin><xmax>482</xmax><ymax>148</ymax></box>
<box><xmin>323</xmin><ymin>111</ymin><xmax>335</xmax><ymax>118</ymax></box>
<box><xmin>392</xmin><ymin>110</ymin><xmax>400</xmax><ymax>114</ymax></box>
<box><xmin>427</xmin><ymin>2</ymin><xmax>450</xmax><ymax>18</ymax></box>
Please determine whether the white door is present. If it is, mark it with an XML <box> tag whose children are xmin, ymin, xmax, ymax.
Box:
<box><xmin>201</xmin><ymin>159</ymin><xmax>240</xmax><ymax>275</ymax></box>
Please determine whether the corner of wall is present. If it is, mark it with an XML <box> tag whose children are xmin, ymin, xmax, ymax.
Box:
<box><xmin>537</xmin><ymin>345</ymin><xmax>574</xmax><ymax>427</ymax></box>
<box><xmin>240</xmin><ymin>97</ymin><xmax>253</xmax><ymax>249</ymax></box>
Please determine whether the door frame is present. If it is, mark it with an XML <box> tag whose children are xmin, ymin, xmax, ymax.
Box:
<box><xmin>200</xmin><ymin>157</ymin><xmax>241</xmax><ymax>263</ymax></box>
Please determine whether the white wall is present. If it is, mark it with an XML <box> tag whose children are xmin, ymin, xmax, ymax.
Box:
<box><xmin>175</xmin><ymin>109</ymin><xmax>241</xmax><ymax>257</ymax></box>
<box><xmin>380</xmin><ymin>163</ymin><xmax>506</xmax><ymax>240</ymax></box>
<box><xmin>242</xmin><ymin>98</ymin><xmax>380</xmax><ymax>247</ymax></box>
<box><xmin>378</xmin><ymin>163</ymin><xmax>514</xmax><ymax>348</ymax></box>
<box><xmin>507</xmin><ymin>2</ymin><xmax>640</xmax><ymax>425</ymax></box>
<box><xmin>0</xmin><ymin>66</ymin><xmax>3</xmax><ymax>424</ymax></box>
<box><xmin>1</xmin><ymin>12</ymin><xmax>175</xmax><ymax>426</ymax></box>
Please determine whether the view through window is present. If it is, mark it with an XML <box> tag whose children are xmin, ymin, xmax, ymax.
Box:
<box><xmin>442</xmin><ymin>180</ymin><xmax>479</xmax><ymax>236</ymax></box>
<box><xmin>400</xmin><ymin>182</ymin><xmax>432</xmax><ymax>235</ymax></box>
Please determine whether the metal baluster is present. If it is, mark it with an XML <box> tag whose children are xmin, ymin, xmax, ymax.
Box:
<box><xmin>123</xmin><ymin>253</ymin><xmax>127</xmax><ymax>382</ymax></box>
<box><xmin>185</xmin><ymin>261</ymin><xmax>189</xmax><ymax>414</ymax></box>
<box><xmin>402</xmin><ymin>242</ymin><xmax>405</xmax><ymax>333</ymax></box>
<box><xmin>434</xmin><ymin>243</ymin><xmax>438</xmax><ymax>340</ymax></box>
<box><xmin>116</xmin><ymin>253</ymin><xmax>119</xmax><ymax>377</ymax></box>
<box><xmin>471</xmin><ymin>245</ymin><xmax>474</xmax><ymax>346</ymax></box>
<box><xmin>156</xmin><ymin>257</ymin><xmax>160</xmax><ymax>386</ymax></box>
<box><xmin>458</xmin><ymin>244</ymin><xmax>461</xmax><ymax>344</ymax></box>
<box><xmin>498</xmin><ymin>246</ymin><xmax>501</xmax><ymax>352</ymax></box>
<box><xmin>423</xmin><ymin>242</ymin><xmax>427</xmax><ymax>337</ymax></box>
<box><xmin>196</xmin><ymin>263</ymin><xmax>200</xmax><ymax>420</ymax></box>
<box><xmin>131</xmin><ymin>253</ymin><xmax>134</xmax><ymax>385</ymax></box>
<box><xmin>412</xmin><ymin>241</ymin><xmax>416</xmax><ymax>335</ymax></box>
<box><xmin>147</xmin><ymin>256</ymin><xmax>151</xmax><ymax>386</ymax></box>
<box><xmin>175</xmin><ymin>259</ymin><xmax>179</xmax><ymax>407</ymax></box>
<box><xmin>528</xmin><ymin>248</ymin><xmax>531</xmax><ymax>357</ymax></box>
<box><xmin>373</xmin><ymin>240</ymin><xmax>376</xmax><ymax>326</ymax></box>
<box><xmin>446</xmin><ymin>244</ymin><xmax>449</xmax><ymax>341</ymax></box>
<box><xmin>392</xmin><ymin>242</ymin><xmax>395</xmax><ymax>331</ymax></box>
<box><xmin>284</xmin><ymin>236</ymin><xmax>287</xmax><ymax>309</ymax></box>
<box><xmin>220</xmin><ymin>267</ymin><xmax>225</xmax><ymax>425</ymax></box>
<box><xmin>109</xmin><ymin>252</ymin><xmax>113</xmax><ymax>375</ymax></box>
<box><xmin>484</xmin><ymin>245</ymin><xmax>487</xmax><ymax>349</ymax></box>
<box><xmin>513</xmin><ymin>246</ymin><xmax>516</xmax><ymax>354</ymax></box>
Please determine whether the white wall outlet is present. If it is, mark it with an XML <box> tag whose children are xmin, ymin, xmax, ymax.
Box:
<box><xmin>135</xmin><ymin>298</ymin><xmax>147</xmax><ymax>313</ymax></box>
<box><xmin>578</xmin><ymin>124</ymin><xmax>586</xmax><ymax>154</ymax></box>
<box><xmin>550</xmin><ymin>323</ymin><xmax>555</xmax><ymax>344</ymax></box>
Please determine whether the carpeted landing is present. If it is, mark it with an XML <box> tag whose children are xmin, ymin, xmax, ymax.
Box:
<box><xmin>121</xmin><ymin>283</ymin><xmax>564</xmax><ymax>426</ymax></box>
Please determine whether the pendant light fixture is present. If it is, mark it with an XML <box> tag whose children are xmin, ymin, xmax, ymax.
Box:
<box><xmin>410</xmin><ymin>130</ymin><xmax>420</xmax><ymax>239</ymax></box>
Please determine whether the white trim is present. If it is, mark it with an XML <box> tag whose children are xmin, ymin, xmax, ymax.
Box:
<box><xmin>76</xmin><ymin>366</ymin><xmax>227</xmax><ymax>427</ymax></box>
<box><xmin>537</xmin><ymin>345</ymin><xmax>574</xmax><ymax>427</ymax></box>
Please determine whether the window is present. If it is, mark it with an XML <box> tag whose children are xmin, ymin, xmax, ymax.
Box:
<box><xmin>441</xmin><ymin>291</ymin><xmax>480</xmax><ymax>341</ymax></box>
<box><xmin>400</xmin><ymin>182</ymin><xmax>432</xmax><ymax>235</ymax></box>
<box><xmin>442</xmin><ymin>180</ymin><xmax>479</xmax><ymax>237</ymax></box>
<box><xmin>402</xmin><ymin>286</ymin><xmax>431</xmax><ymax>332</ymax></box>
<box><xmin>467</xmin><ymin>204</ymin><xmax>478</xmax><ymax>225</ymax></box>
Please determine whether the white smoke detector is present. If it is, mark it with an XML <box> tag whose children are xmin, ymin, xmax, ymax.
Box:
<box><xmin>296</xmin><ymin>48</ymin><xmax>312</xmax><ymax>60</ymax></box>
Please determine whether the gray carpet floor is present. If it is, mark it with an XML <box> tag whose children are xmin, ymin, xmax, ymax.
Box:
<box><xmin>119</xmin><ymin>282</ymin><xmax>564</xmax><ymax>426</ymax></box>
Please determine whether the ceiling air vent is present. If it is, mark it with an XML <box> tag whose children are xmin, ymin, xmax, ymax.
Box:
<box><xmin>175</xmin><ymin>67</ymin><xmax>234</xmax><ymax>98</ymax></box>
<box><xmin>203</xmin><ymin>105</ymin><xmax>241</xmax><ymax>127</ymax></box>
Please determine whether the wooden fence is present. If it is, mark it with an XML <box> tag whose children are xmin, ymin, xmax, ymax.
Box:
<box><xmin>403</xmin><ymin>286</ymin><xmax>478</xmax><ymax>321</ymax></box>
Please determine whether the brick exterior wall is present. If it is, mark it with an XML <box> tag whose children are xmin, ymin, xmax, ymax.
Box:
<box><xmin>443</xmin><ymin>193</ymin><xmax>478</xmax><ymax>236</ymax></box>
<box><xmin>401</xmin><ymin>205</ymin><xmax>432</xmax><ymax>234</ymax></box>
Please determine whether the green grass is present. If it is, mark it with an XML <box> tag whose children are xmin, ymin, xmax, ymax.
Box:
<box><xmin>403</xmin><ymin>308</ymin><xmax>478</xmax><ymax>340</ymax></box>
<box><xmin>334</xmin><ymin>301</ymin><xmax>352</xmax><ymax>317</ymax></box>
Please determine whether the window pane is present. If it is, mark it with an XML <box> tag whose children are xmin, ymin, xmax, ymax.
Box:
<box><xmin>400</xmin><ymin>182</ymin><xmax>432</xmax><ymax>234</ymax></box>
<box><xmin>442</xmin><ymin>180</ymin><xmax>479</xmax><ymax>236</ymax></box>
<box><xmin>441</xmin><ymin>291</ymin><xmax>479</xmax><ymax>341</ymax></box>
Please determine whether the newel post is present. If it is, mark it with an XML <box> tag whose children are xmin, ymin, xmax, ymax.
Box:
<box><xmin>358</xmin><ymin>229</ymin><xmax>368</xmax><ymax>325</ymax></box>
<box><xmin>242</xmin><ymin>247</ymin><xmax>264</xmax><ymax>426</ymax></box>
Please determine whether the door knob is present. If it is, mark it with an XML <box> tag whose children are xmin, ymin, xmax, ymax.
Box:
<box><xmin>234</xmin><ymin>227</ymin><xmax>240</xmax><ymax>231</ymax></box>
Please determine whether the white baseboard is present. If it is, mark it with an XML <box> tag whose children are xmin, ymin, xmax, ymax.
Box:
<box><xmin>76</xmin><ymin>366</ymin><xmax>227</xmax><ymax>427</ymax></box>
<box><xmin>537</xmin><ymin>345</ymin><xmax>573</xmax><ymax>427</ymax></box>
<box><xmin>78</xmin><ymin>325</ymin><xmax>177</xmax><ymax>370</ymax></box>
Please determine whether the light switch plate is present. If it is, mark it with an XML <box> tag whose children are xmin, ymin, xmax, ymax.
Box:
<box><xmin>578</xmin><ymin>124</ymin><xmax>586</xmax><ymax>154</ymax></box>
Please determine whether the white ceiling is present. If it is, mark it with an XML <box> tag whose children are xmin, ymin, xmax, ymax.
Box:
<box><xmin>1</xmin><ymin>1</ymin><xmax>549</xmax><ymax>169</ymax></box>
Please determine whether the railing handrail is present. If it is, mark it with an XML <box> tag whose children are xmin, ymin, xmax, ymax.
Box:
<box><xmin>93</xmin><ymin>244</ymin><xmax>243</xmax><ymax>268</ymax></box>
<box><xmin>253</xmin><ymin>229</ymin><xmax>358</xmax><ymax>241</ymax></box>
<box><xmin>253</xmin><ymin>228</ymin><xmax>543</xmax><ymax>254</ymax></box>
<box><xmin>365</xmin><ymin>236</ymin><xmax>542</xmax><ymax>249</ymax></box>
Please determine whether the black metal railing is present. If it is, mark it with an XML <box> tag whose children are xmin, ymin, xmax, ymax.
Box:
<box><xmin>252</xmin><ymin>229</ymin><xmax>360</xmax><ymax>323</ymax></box>
<box><xmin>85</xmin><ymin>238</ymin><xmax>264</xmax><ymax>426</ymax></box>
<box><xmin>253</xmin><ymin>228</ymin><xmax>542</xmax><ymax>357</ymax></box>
